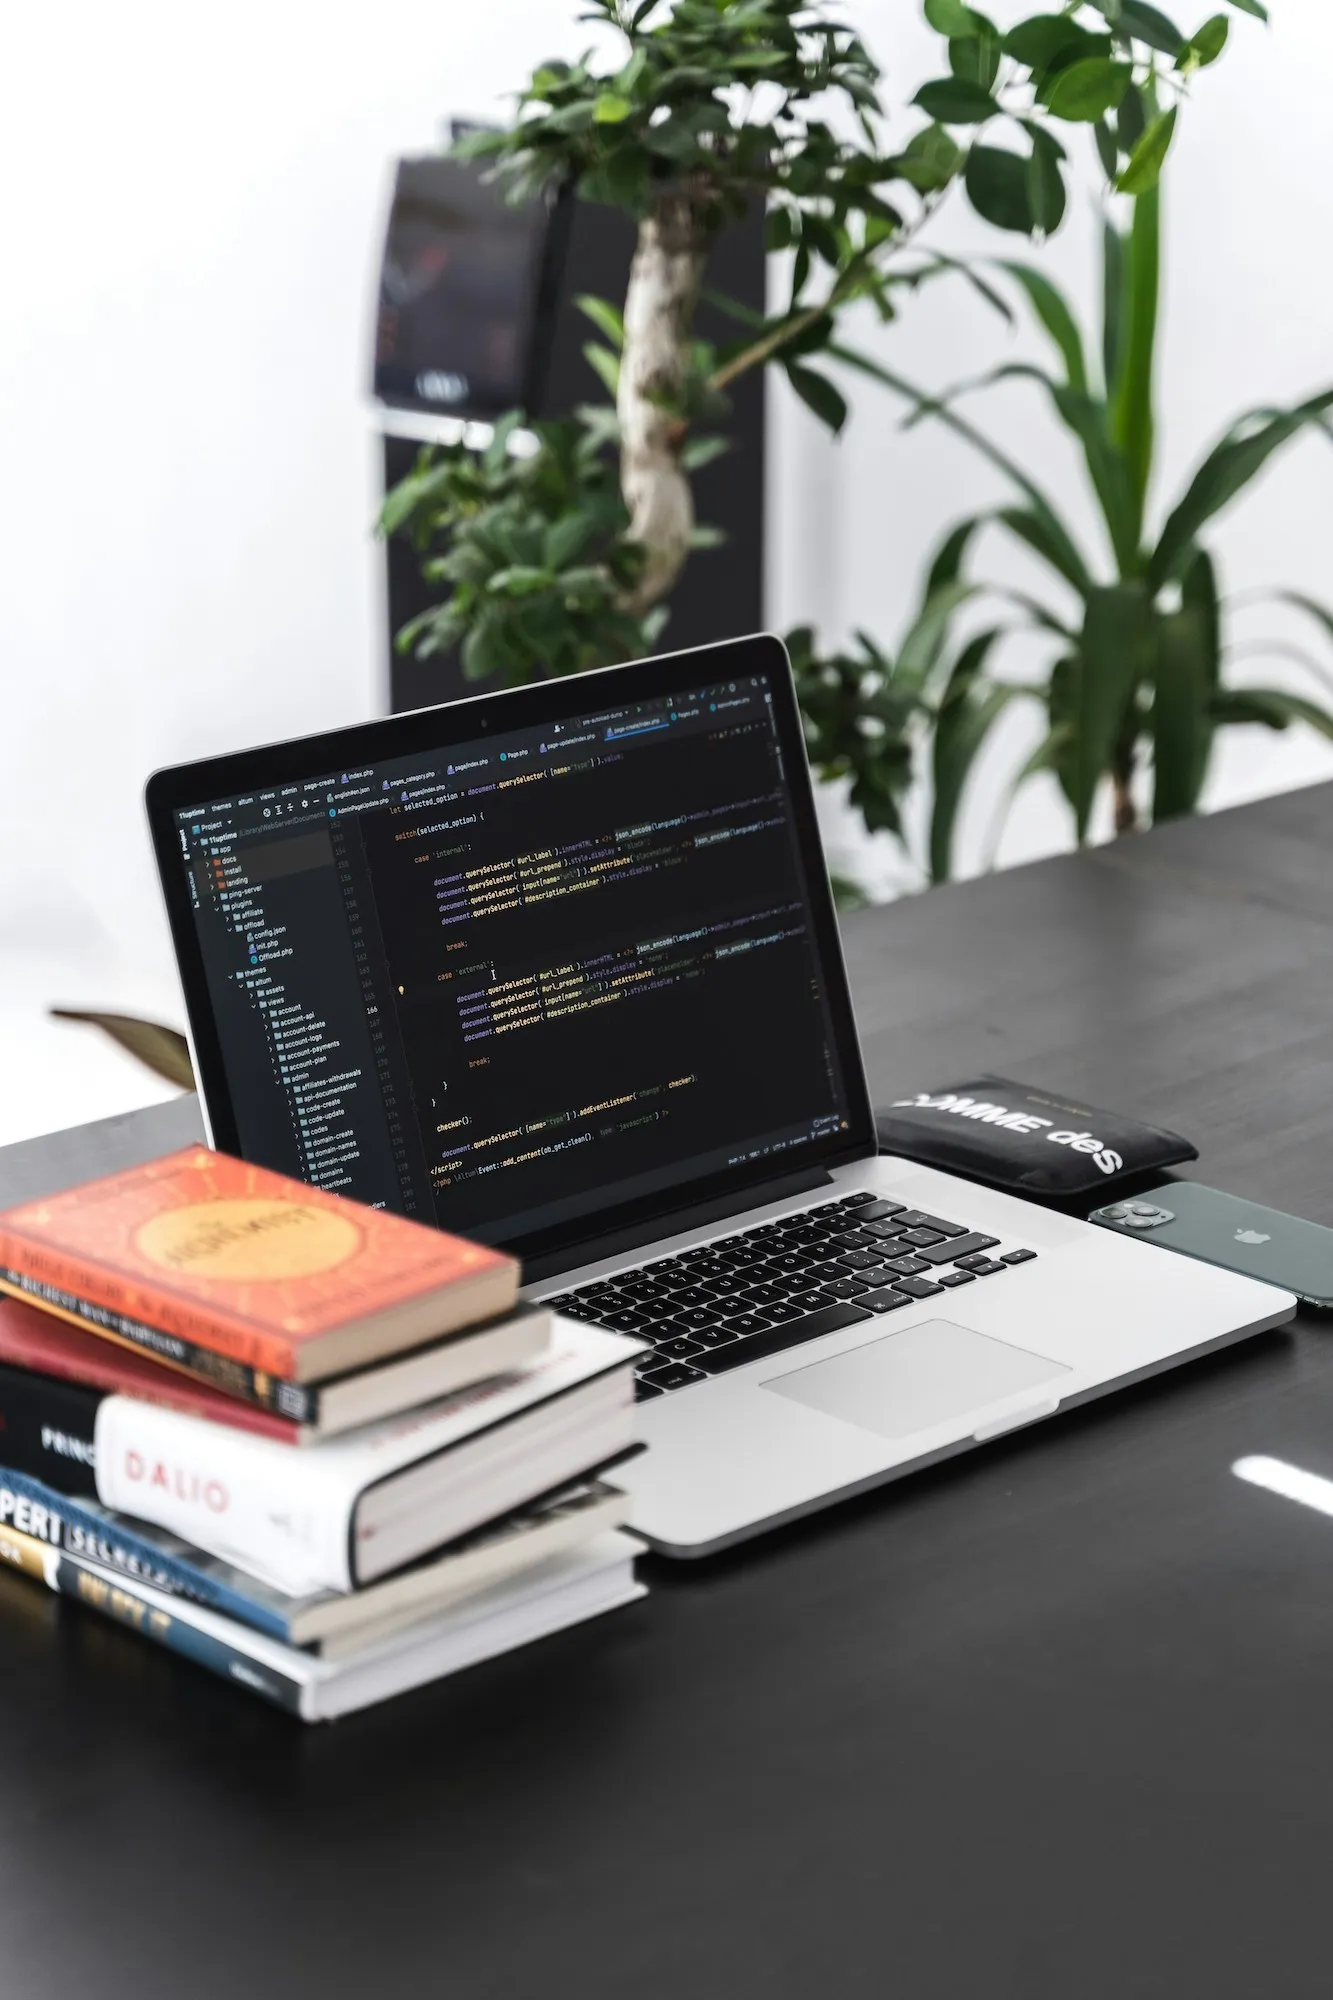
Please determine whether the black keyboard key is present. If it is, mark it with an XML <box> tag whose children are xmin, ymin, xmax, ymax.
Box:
<box><xmin>617</xmin><ymin>1281</ymin><xmax>671</xmax><ymax>1305</ymax></box>
<box><xmin>883</xmin><ymin>1254</ymin><xmax>930</xmax><ymax>1277</ymax></box>
<box><xmin>654</xmin><ymin>1334</ymin><xmax>706</xmax><ymax>1360</ymax></box>
<box><xmin>703</xmin><ymin>1272</ymin><xmax>756</xmax><ymax>1296</ymax></box>
<box><xmin>720</xmin><ymin>1313</ymin><xmax>773</xmax><ymax>1337</ymax></box>
<box><xmin>967</xmin><ymin>1258</ymin><xmax>1006</xmax><ymax>1276</ymax></box>
<box><xmin>858</xmin><ymin>1287</ymin><xmax>912</xmax><ymax>1314</ymax></box>
<box><xmin>892</xmin><ymin>1275</ymin><xmax>944</xmax><ymax>1299</ymax></box>
<box><xmin>842</xmin><ymin>1198</ymin><xmax>904</xmax><ymax>1221</ymax></box>
<box><xmin>670</xmin><ymin>1286</ymin><xmax>716</xmax><ymax>1310</ymax></box>
<box><xmin>1002</xmin><ymin>1248</ymin><xmax>1037</xmax><ymax>1265</ymax></box>
<box><xmin>604</xmin><ymin>1310</ymin><xmax>653</xmax><ymax>1332</ymax></box>
<box><xmin>831</xmin><ymin>1229</ymin><xmax>879</xmax><ymax>1250</ymax></box>
<box><xmin>891</xmin><ymin>1210</ymin><xmax>947</xmax><ymax>1231</ymax></box>
<box><xmin>780</xmin><ymin>1227</ymin><xmax>828</xmax><ymax>1249</ymax></box>
<box><xmin>839</xmin><ymin>1192</ymin><xmax>880</xmax><ymax>1208</ymax></box>
<box><xmin>912</xmin><ymin>1213</ymin><xmax>968</xmax><ymax>1237</ymax></box>
<box><xmin>785</xmin><ymin>1268</ymin><xmax>828</xmax><ymax>1294</ymax></box>
<box><xmin>695</xmin><ymin>1300</ymin><xmax>873</xmax><ymax>1373</ymax></box>
<box><xmin>743</xmin><ymin>1284</ymin><xmax>789</xmax><ymax>1308</ymax></box>
<box><xmin>954</xmin><ymin>1248</ymin><xmax>1002</xmax><ymax>1271</ymax></box>
<box><xmin>688</xmin><ymin>1325</ymin><xmax>744</xmax><ymax>1349</ymax></box>
<box><xmin>668</xmin><ymin>1306</ymin><xmax>722</xmax><ymax>1331</ymax></box>
<box><xmin>825</xmin><ymin>1276</ymin><xmax>872</xmax><ymax>1299</ymax></box>
<box><xmin>763</xmin><ymin>1300</ymin><xmax>805</xmax><ymax>1323</ymax></box>
<box><xmin>635</xmin><ymin>1380</ymin><xmax>665</xmax><ymax>1400</ymax></box>
<box><xmin>724</xmin><ymin>1246</ymin><xmax>769</xmax><ymax>1267</ymax></box>
<box><xmin>766</xmin><ymin>1250</ymin><xmax>819</xmax><ymax>1275</ymax></box>
<box><xmin>639</xmin><ymin>1362</ymin><xmax>706</xmax><ymax>1391</ymax></box>
<box><xmin>919</xmin><ymin>1233</ymin><xmax>1000</xmax><ymax>1267</ymax></box>
<box><xmin>559</xmin><ymin>1304</ymin><xmax>602</xmax><ymax>1323</ymax></box>
<box><xmin>897</xmin><ymin>1227</ymin><xmax>947</xmax><ymax>1249</ymax></box>
<box><xmin>836</xmin><ymin>1250</ymin><xmax>885</xmax><ymax>1271</ymax></box>
<box><xmin>807</xmin><ymin>1201</ymin><xmax>846</xmax><ymax>1214</ymax></box>
<box><xmin>859</xmin><ymin>1218</ymin><xmax>907</xmax><ymax>1240</ymax></box>
<box><xmin>937</xmin><ymin>1270</ymin><xmax>976</xmax><ymax>1288</ymax></box>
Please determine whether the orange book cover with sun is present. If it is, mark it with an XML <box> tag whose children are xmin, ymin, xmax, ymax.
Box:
<box><xmin>0</xmin><ymin>1147</ymin><xmax>517</xmax><ymax>1385</ymax></box>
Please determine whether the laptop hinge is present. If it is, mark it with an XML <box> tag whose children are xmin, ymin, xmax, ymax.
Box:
<box><xmin>522</xmin><ymin>1165</ymin><xmax>836</xmax><ymax>1286</ymax></box>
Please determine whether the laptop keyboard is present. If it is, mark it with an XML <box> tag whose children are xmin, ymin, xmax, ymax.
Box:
<box><xmin>542</xmin><ymin>1190</ymin><xmax>1038</xmax><ymax>1400</ymax></box>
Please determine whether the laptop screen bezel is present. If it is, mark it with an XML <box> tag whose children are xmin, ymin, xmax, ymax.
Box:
<box><xmin>145</xmin><ymin>633</ymin><xmax>877</xmax><ymax>1269</ymax></box>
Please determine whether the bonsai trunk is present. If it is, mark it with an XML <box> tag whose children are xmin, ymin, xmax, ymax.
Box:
<box><xmin>617</xmin><ymin>193</ymin><xmax>707</xmax><ymax>616</ymax></box>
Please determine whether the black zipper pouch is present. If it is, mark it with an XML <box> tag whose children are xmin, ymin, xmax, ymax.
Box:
<box><xmin>875</xmin><ymin>1074</ymin><xmax>1197</xmax><ymax>1200</ymax></box>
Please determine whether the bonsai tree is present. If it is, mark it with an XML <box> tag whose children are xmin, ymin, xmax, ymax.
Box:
<box><xmin>386</xmin><ymin>0</ymin><xmax>1244</xmax><ymax>731</ymax></box>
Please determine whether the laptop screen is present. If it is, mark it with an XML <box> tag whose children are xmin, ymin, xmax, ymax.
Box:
<box><xmin>158</xmin><ymin>651</ymin><xmax>867</xmax><ymax>1262</ymax></box>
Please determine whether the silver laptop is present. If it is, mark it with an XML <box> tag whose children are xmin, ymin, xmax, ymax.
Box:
<box><xmin>147</xmin><ymin>634</ymin><xmax>1295</xmax><ymax>1557</ymax></box>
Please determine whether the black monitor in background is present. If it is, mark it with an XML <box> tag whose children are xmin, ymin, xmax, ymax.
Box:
<box><xmin>373</xmin><ymin>155</ymin><xmax>571</xmax><ymax>421</ymax></box>
<box><xmin>376</xmin><ymin>156</ymin><xmax>767</xmax><ymax>714</ymax></box>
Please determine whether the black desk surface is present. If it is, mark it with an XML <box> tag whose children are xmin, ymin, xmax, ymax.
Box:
<box><xmin>5</xmin><ymin>781</ymin><xmax>1333</xmax><ymax>1999</ymax></box>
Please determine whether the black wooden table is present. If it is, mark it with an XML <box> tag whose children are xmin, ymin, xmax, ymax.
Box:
<box><xmin>5</xmin><ymin>781</ymin><xmax>1333</xmax><ymax>1999</ymax></box>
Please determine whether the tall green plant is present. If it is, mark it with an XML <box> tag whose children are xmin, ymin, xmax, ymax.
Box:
<box><xmin>834</xmin><ymin>181</ymin><xmax>1333</xmax><ymax>879</ymax></box>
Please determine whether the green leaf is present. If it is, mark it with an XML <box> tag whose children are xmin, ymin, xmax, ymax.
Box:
<box><xmin>913</xmin><ymin>77</ymin><xmax>998</xmax><ymax>123</ymax></box>
<box><xmin>1108</xmin><ymin>184</ymin><xmax>1160</xmax><ymax>518</ymax></box>
<box><xmin>543</xmin><ymin>512</ymin><xmax>593</xmax><ymax>570</ymax></box>
<box><xmin>1112</xmin><ymin>0</ymin><xmax>1185</xmax><ymax>54</ymax></box>
<box><xmin>999</xmin><ymin>262</ymin><xmax>1087</xmax><ymax>389</ymax></box>
<box><xmin>487</xmin><ymin>564</ymin><xmax>555</xmax><ymax>596</ymax></box>
<box><xmin>575</xmin><ymin>295</ymin><xmax>624</xmax><ymax>349</ymax></box>
<box><xmin>929</xmin><ymin>629</ymin><xmax>1015</xmax><ymax>881</ymax></box>
<box><xmin>1225</xmin><ymin>0</ymin><xmax>1267</xmax><ymax>18</ymax></box>
<box><xmin>925</xmin><ymin>518</ymin><xmax>985</xmax><ymax>596</ymax></box>
<box><xmin>1152</xmin><ymin>556</ymin><xmax>1218</xmax><ymax>819</ymax></box>
<box><xmin>894</xmin><ymin>123</ymin><xmax>964</xmax><ymax>191</ymax></box>
<box><xmin>1027</xmin><ymin>140</ymin><xmax>1067</xmax><ymax>234</ymax></box>
<box><xmin>680</xmin><ymin>434</ymin><xmax>731</xmax><ymax>471</ymax></box>
<box><xmin>897</xmin><ymin>579</ymin><xmax>976</xmax><ymax>689</ymax></box>
<box><xmin>1102</xmin><ymin>219</ymin><xmax>1124</xmax><ymax>408</ymax></box>
<box><xmin>1068</xmin><ymin>584</ymin><xmax>1151</xmax><ymax>840</ymax></box>
<box><xmin>1213</xmin><ymin>688</ymin><xmax>1333</xmax><ymax>735</ymax></box>
<box><xmin>925</xmin><ymin>0</ymin><xmax>981</xmax><ymax>36</ymax></box>
<box><xmin>964</xmin><ymin>146</ymin><xmax>1035</xmax><ymax>232</ymax></box>
<box><xmin>583</xmin><ymin>342</ymin><xmax>621</xmax><ymax>398</ymax></box>
<box><xmin>950</xmin><ymin>22</ymin><xmax>1001</xmax><ymax>89</ymax></box>
<box><xmin>1118</xmin><ymin>83</ymin><xmax>1147</xmax><ymax>152</ymax></box>
<box><xmin>1150</xmin><ymin>387</ymin><xmax>1333</xmax><ymax>587</ymax></box>
<box><xmin>1003</xmin><ymin>16</ymin><xmax>1110</xmax><ymax>70</ymax></box>
<box><xmin>1094</xmin><ymin>118</ymin><xmax>1118</xmax><ymax>179</ymax></box>
<box><xmin>1116</xmin><ymin>105</ymin><xmax>1176</xmax><ymax>194</ymax></box>
<box><xmin>1041</xmin><ymin>57</ymin><xmax>1133</xmax><ymax>121</ymax></box>
<box><xmin>1181</xmin><ymin>12</ymin><xmax>1229</xmax><ymax>65</ymax></box>
<box><xmin>786</xmin><ymin>361</ymin><xmax>849</xmax><ymax>434</ymax></box>
<box><xmin>593</xmin><ymin>93</ymin><xmax>633</xmax><ymax>124</ymax></box>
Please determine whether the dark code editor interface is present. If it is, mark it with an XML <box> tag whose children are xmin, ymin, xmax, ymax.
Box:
<box><xmin>174</xmin><ymin>672</ymin><xmax>853</xmax><ymax>1245</ymax></box>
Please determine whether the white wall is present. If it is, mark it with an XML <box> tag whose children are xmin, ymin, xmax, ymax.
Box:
<box><xmin>1</xmin><ymin>0</ymin><xmax>1330</xmax><ymax>1144</ymax></box>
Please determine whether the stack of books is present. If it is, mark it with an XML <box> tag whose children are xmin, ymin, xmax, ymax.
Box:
<box><xmin>0</xmin><ymin>1146</ymin><xmax>646</xmax><ymax>1720</ymax></box>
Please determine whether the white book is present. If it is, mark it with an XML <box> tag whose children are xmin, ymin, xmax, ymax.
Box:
<box><xmin>41</xmin><ymin>1529</ymin><xmax>644</xmax><ymax>1722</ymax></box>
<box><xmin>91</xmin><ymin>1319</ymin><xmax>644</xmax><ymax>1593</ymax></box>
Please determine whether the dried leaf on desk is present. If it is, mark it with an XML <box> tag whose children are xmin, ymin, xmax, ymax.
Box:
<box><xmin>49</xmin><ymin>1009</ymin><xmax>194</xmax><ymax>1090</ymax></box>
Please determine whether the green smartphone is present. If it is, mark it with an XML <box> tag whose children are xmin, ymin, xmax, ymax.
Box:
<box><xmin>1088</xmin><ymin>1182</ymin><xmax>1333</xmax><ymax>1309</ymax></box>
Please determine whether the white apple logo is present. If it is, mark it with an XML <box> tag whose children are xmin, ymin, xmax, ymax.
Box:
<box><xmin>1235</xmin><ymin>1228</ymin><xmax>1271</xmax><ymax>1245</ymax></box>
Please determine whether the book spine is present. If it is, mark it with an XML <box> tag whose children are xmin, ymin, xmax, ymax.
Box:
<box><xmin>53</xmin><ymin>1552</ymin><xmax>306</xmax><ymax>1715</ymax></box>
<box><xmin>0</xmin><ymin>1229</ymin><xmax>301</xmax><ymax>1380</ymax></box>
<box><xmin>94</xmin><ymin>1398</ymin><xmax>355</xmax><ymax>1594</ymax></box>
<box><xmin>1</xmin><ymin>1519</ymin><xmax>306</xmax><ymax>1714</ymax></box>
<box><xmin>0</xmin><ymin>1270</ymin><xmax>316</xmax><ymax>1422</ymax></box>
<box><xmin>0</xmin><ymin>1464</ymin><xmax>297</xmax><ymax>1641</ymax></box>
<box><xmin>0</xmin><ymin>1364</ymin><xmax>102</xmax><ymax>1498</ymax></box>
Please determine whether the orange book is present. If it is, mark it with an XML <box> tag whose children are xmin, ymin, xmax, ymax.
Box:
<box><xmin>0</xmin><ymin>1146</ymin><xmax>518</xmax><ymax>1389</ymax></box>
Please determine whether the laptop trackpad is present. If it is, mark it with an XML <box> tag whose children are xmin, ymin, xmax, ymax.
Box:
<box><xmin>762</xmin><ymin>1320</ymin><xmax>1070</xmax><ymax>1440</ymax></box>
